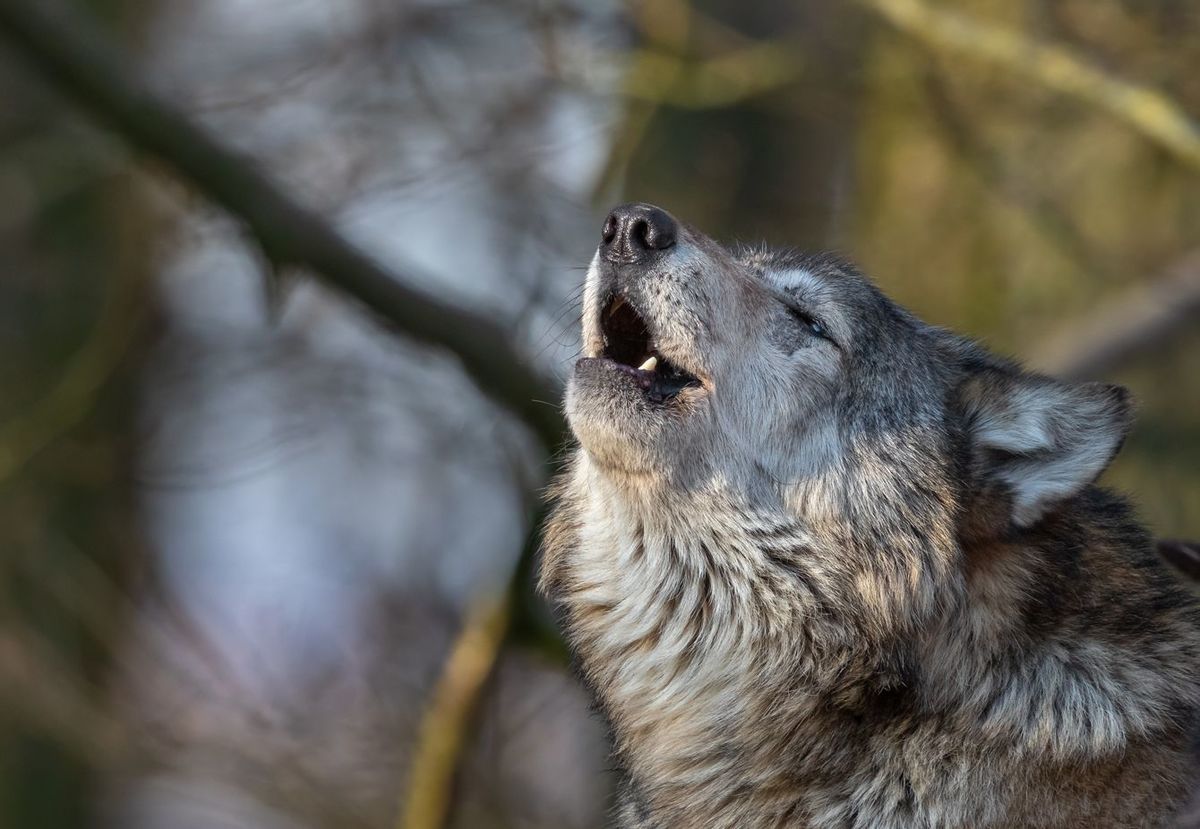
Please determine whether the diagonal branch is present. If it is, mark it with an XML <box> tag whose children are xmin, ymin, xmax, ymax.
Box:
<box><xmin>0</xmin><ymin>0</ymin><xmax>566</xmax><ymax>450</ymax></box>
<box><xmin>1032</xmin><ymin>249</ymin><xmax>1200</xmax><ymax>380</ymax></box>
<box><xmin>397</xmin><ymin>594</ymin><xmax>509</xmax><ymax>829</ymax></box>
<box><xmin>0</xmin><ymin>8</ymin><xmax>569</xmax><ymax>826</ymax></box>
<box><xmin>860</xmin><ymin>0</ymin><xmax>1200</xmax><ymax>171</ymax></box>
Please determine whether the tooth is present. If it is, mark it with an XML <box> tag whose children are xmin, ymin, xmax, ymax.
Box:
<box><xmin>638</xmin><ymin>356</ymin><xmax>658</xmax><ymax>372</ymax></box>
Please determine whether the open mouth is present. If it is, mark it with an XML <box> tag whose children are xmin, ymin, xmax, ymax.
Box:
<box><xmin>599</xmin><ymin>295</ymin><xmax>701</xmax><ymax>403</ymax></box>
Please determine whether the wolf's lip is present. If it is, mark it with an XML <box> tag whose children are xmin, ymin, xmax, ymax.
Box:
<box><xmin>596</xmin><ymin>294</ymin><xmax>702</xmax><ymax>402</ymax></box>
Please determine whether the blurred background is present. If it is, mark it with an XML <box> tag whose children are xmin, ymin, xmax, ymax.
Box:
<box><xmin>0</xmin><ymin>0</ymin><xmax>1197</xmax><ymax>827</ymax></box>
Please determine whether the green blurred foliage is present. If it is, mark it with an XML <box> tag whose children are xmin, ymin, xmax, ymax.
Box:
<box><xmin>0</xmin><ymin>0</ymin><xmax>1197</xmax><ymax>827</ymax></box>
<box><xmin>619</xmin><ymin>0</ymin><xmax>1199</xmax><ymax>536</ymax></box>
<box><xmin>0</xmin><ymin>0</ymin><xmax>155</xmax><ymax>825</ymax></box>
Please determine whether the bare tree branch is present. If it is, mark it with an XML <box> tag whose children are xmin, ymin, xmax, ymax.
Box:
<box><xmin>861</xmin><ymin>0</ymin><xmax>1200</xmax><ymax>171</ymax></box>
<box><xmin>566</xmin><ymin>39</ymin><xmax>805</xmax><ymax>110</ymax></box>
<box><xmin>918</xmin><ymin>65</ymin><xmax>1111</xmax><ymax>283</ymax></box>
<box><xmin>397</xmin><ymin>594</ymin><xmax>509</xmax><ymax>829</ymax></box>
<box><xmin>1033</xmin><ymin>250</ymin><xmax>1200</xmax><ymax>380</ymax></box>
<box><xmin>0</xmin><ymin>7</ymin><xmax>577</xmax><ymax>821</ymax></box>
<box><xmin>0</xmin><ymin>0</ymin><xmax>566</xmax><ymax>450</ymax></box>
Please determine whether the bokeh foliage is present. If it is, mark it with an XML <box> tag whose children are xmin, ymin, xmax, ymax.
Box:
<box><xmin>0</xmin><ymin>1</ymin><xmax>1197</xmax><ymax>828</ymax></box>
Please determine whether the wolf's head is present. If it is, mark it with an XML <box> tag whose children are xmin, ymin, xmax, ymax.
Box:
<box><xmin>567</xmin><ymin>203</ymin><xmax>1132</xmax><ymax>535</ymax></box>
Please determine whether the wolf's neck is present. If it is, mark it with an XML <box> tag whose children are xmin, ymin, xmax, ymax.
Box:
<box><xmin>549</xmin><ymin>464</ymin><xmax>909</xmax><ymax>805</ymax></box>
<box><xmin>557</xmin><ymin>457</ymin><xmax>930</xmax><ymax>679</ymax></box>
<box><xmin>566</xmin><ymin>469</ymin><xmax>852</xmax><ymax>677</ymax></box>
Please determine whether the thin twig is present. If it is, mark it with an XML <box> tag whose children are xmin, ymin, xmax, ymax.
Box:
<box><xmin>570</xmin><ymin>39</ymin><xmax>804</xmax><ymax>110</ymax></box>
<box><xmin>1033</xmin><ymin>249</ymin><xmax>1200</xmax><ymax>380</ymax></box>
<box><xmin>0</xmin><ymin>0</ymin><xmax>566</xmax><ymax>450</ymax></box>
<box><xmin>397</xmin><ymin>594</ymin><xmax>510</xmax><ymax>829</ymax></box>
<box><xmin>0</xmin><ymin>9</ymin><xmax>567</xmax><ymax>823</ymax></box>
<box><xmin>861</xmin><ymin>0</ymin><xmax>1200</xmax><ymax>171</ymax></box>
<box><xmin>918</xmin><ymin>65</ymin><xmax>1110</xmax><ymax>282</ymax></box>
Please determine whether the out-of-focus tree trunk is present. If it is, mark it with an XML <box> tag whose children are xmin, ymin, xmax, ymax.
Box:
<box><xmin>0</xmin><ymin>1</ymin><xmax>161</xmax><ymax>825</ymax></box>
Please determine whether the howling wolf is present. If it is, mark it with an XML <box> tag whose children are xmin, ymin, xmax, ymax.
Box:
<box><xmin>540</xmin><ymin>204</ymin><xmax>1200</xmax><ymax>828</ymax></box>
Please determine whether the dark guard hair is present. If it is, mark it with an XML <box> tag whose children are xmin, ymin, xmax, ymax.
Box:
<box><xmin>541</xmin><ymin>204</ymin><xmax>1200</xmax><ymax>829</ymax></box>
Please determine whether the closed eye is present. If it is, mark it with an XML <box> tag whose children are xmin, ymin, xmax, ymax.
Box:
<box><xmin>785</xmin><ymin>304</ymin><xmax>836</xmax><ymax>347</ymax></box>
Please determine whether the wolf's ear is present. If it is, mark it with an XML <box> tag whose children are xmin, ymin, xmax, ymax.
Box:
<box><xmin>958</xmin><ymin>369</ymin><xmax>1133</xmax><ymax>527</ymax></box>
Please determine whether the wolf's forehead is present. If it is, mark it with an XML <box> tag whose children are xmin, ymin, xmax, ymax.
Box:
<box><xmin>737</xmin><ymin>246</ymin><xmax>802</xmax><ymax>273</ymax></box>
<box><xmin>738</xmin><ymin>247</ymin><xmax>852</xmax><ymax>306</ymax></box>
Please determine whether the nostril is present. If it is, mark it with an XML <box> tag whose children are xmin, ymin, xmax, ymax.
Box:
<box><xmin>602</xmin><ymin>213</ymin><xmax>618</xmax><ymax>245</ymax></box>
<box><xmin>629</xmin><ymin>219</ymin><xmax>650</xmax><ymax>250</ymax></box>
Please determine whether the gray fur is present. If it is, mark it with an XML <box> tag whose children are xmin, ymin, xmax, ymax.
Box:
<box><xmin>540</xmin><ymin>208</ymin><xmax>1200</xmax><ymax>828</ymax></box>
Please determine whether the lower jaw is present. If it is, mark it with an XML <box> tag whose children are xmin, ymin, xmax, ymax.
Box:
<box><xmin>579</xmin><ymin>356</ymin><xmax>701</xmax><ymax>404</ymax></box>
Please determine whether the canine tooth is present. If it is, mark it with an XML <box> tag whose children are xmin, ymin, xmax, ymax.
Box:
<box><xmin>638</xmin><ymin>356</ymin><xmax>658</xmax><ymax>372</ymax></box>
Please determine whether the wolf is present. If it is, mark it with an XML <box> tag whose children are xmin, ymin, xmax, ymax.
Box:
<box><xmin>539</xmin><ymin>203</ymin><xmax>1200</xmax><ymax>828</ymax></box>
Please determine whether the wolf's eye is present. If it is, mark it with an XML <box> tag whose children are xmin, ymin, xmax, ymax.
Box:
<box><xmin>788</xmin><ymin>307</ymin><xmax>827</xmax><ymax>340</ymax></box>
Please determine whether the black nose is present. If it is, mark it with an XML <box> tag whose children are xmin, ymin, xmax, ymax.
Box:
<box><xmin>600</xmin><ymin>203</ymin><xmax>677</xmax><ymax>262</ymax></box>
